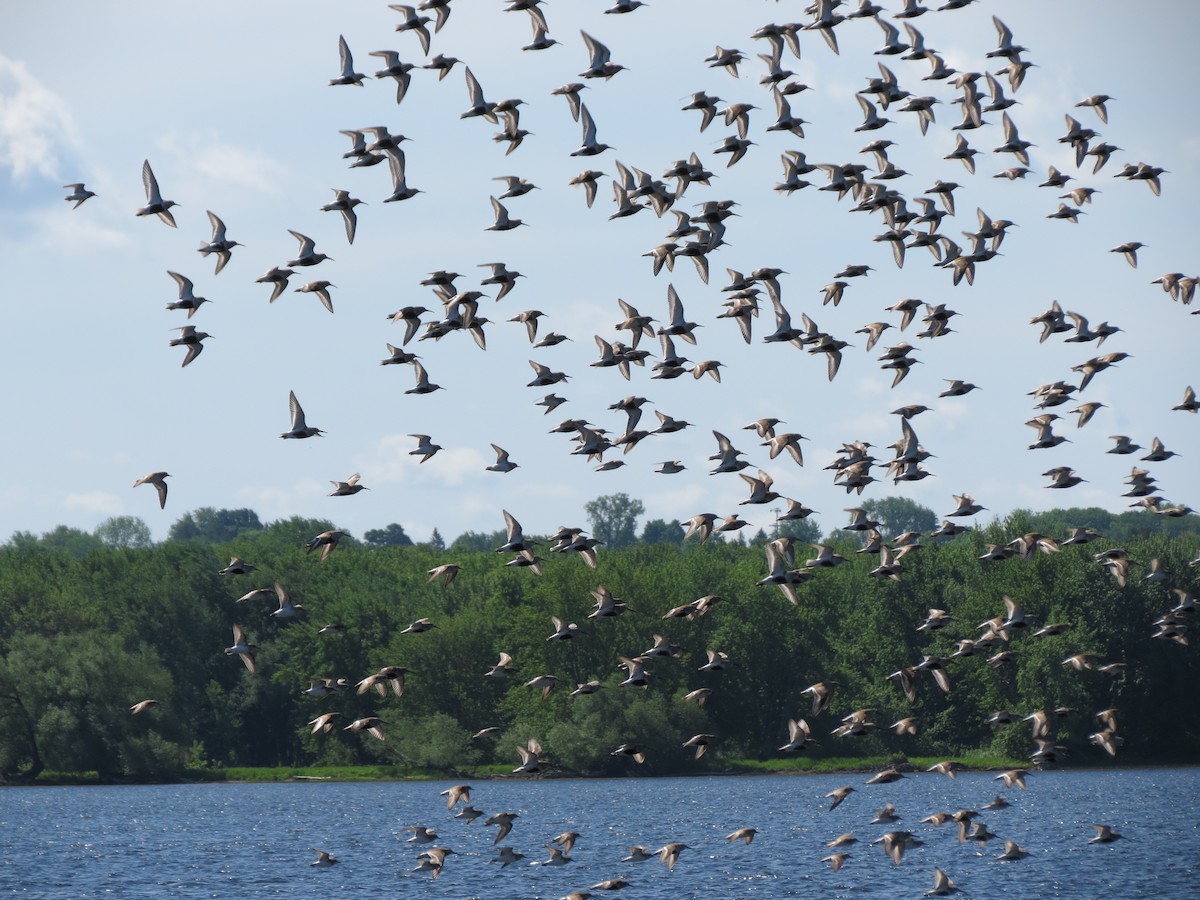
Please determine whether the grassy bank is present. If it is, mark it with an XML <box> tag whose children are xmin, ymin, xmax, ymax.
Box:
<box><xmin>16</xmin><ymin>754</ymin><xmax>1030</xmax><ymax>786</ymax></box>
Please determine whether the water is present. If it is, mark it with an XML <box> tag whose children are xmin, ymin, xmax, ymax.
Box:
<box><xmin>0</xmin><ymin>770</ymin><xmax>1195</xmax><ymax>898</ymax></box>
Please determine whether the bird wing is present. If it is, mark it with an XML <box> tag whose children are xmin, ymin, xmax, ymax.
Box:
<box><xmin>288</xmin><ymin>391</ymin><xmax>307</xmax><ymax>430</ymax></box>
<box><xmin>142</xmin><ymin>159</ymin><xmax>161</xmax><ymax>203</ymax></box>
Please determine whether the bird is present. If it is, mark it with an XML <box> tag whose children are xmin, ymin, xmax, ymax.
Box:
<box><xmin>580</xmin><ymin>30</ymin><xmax>625</xmax><ymax>80</ymax></box>
<box><xmin>391</xmin><ymin>4</ymin><xmax>432</xmax><ymax>54</ymax></box>
<box><xmin>367</xmin><ymin>50</ymin><xmax>414</xmax><ymax>104</ymax></box>
<box><xmin>196</xmin><ymin>211</ymin><xmax>240</xmax><ymax>274</ymax></box>
<box><xmin>491</xmin><ymin>846</ymin><xmax>524</xmax><ymax>867</ymax></box>
<box><xmin>826</xmin><ymin>786</ymin><xmax>855</xmax><ymax>810</ymax></box>
<box><xmin>295</xmin><ymin>280</ymin><xmax>335</xmax><ymax>314</ymax></box>
<box><xmin>925</xmin><ymin>867</ymin><xmax>958</xmax><ymax>896</ymax></box>
<box><xmin>256</xmin><ymin>266</ymin><xmax>295</xmax><ymax>302</ymax></box>
<box><xmin>344</xmin><ymin>716</ymin><xmax>385</xmax><ymax>741</ymax></box>
<box><xmin>486</xmin><ymin>196</ymin><xmax>525</xmax><ymax>231</ymax></box>
<box><xmin>286</xmin><ymin>230</ymin><xmax>331</xmax><ymax>268</ymax></box>
<box><xmin>310</xmin><ymin>849</ymin><xmax>339</xmax><ymax>867</ymax></box>
<box><xmin>218</xmin><ymin>557</ymin><xmax>255</xmax><ymax>576</ymax></box>
<box><xmin>329</xmin><ymin>34</ymin><xmax>367</xmax><ymax>86</ymax></box>
<box><xmin>778</xmin><ymin>717</ymin><xmax>812</xmax><ymax>752</ymax></box>
<box><xmin>129</xmin><ymin>700</ymin><xmax>158</xmax><ymax>715</ymax></box>
<box><xmin>321</xmin><ymin>190</ymin><xmax>364</xmax><ymax>244</ymax></box>
<box><xmin>572</xmin><ymin>104</ymin><xmax>611</xmax><ymax>156</ymax></box>
<box><xmin>132</xmin><ymin>471</ymin><xmax>170</xmax><ymax>508</ymax></box>
<box><xmin>136</xmin><ymin>160</ymin><xmax>178</xmax><ymax>227</ymax></box>
<box><xmin>280</xmin><ymin>391</ymin><xmax>324</xmax><ymax>439</ymax></box>
<box><xmin>305</xmin><ymin>532</ymin><xmax>343</xmax><ymax>562</ymax></box>
<box><xmin>512</xmin><ymin>738</ymin><xmax>542</xmax><ymax>774</ymax></box>
<box><xmin>655</xmin><ymin>842</ymin><xmax>689</xmax><ymax>871</ymax></box>
<box><xmin>426</xmin><ymin>564</ymin><xmax>458</xmax><ymax>587</ymax></box>
<box><xmin>168</xmin><ymin>325</ymin><xmax>211</xmax><ymax>368</ymax></box>
<box><xmin>486</xmin><ymin>444</ymin><xmax>518</xmax><ymax>473</ymax></box>
<box><xmin>63</xmin><ymin>183</ymin><xmax>95</xmax><ymax>208</ymax></box>
<box><xmin>224</xmin><ymin>624</ymin><xmax>256</xmax><ymax>673</ymax></box>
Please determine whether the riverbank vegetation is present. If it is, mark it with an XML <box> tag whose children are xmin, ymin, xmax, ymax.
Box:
<box><xmin>0</xmin><ymin>500</ymin><xmax>1196</xmax><ymax>783</ymax></box>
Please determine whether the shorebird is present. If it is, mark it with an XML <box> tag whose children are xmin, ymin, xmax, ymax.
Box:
<box><xmin>169</xmin><ymin>325</ymin><xmax>211</xmax><ymax>368</ymax></box>
<box><xmin>369</xmin><ymin>50</ymin><xmax>414</xmax><ymax>103</ymax></box>
<box><xmin>195</xmin><ymin>210</ymin><xmax>241</xmax><ymax>274</ymax></box>
<box><xmin>513</xmin><ymin>738</ymin><xmax>542</xmax><ymax>774</ymax></box>
<box><xmin>571</xmin><ymin>104</ymin><xmax>612</xmax><ymax>156</ymax></box>
<box><xmin>321</xmin><ymin>189</ymin><xmax>364</xmax><ymax>244</ymax></box>
<box><xmin>129</xmin><ymin>699</ymin><xmax>158</xmax><ymax>715</ymax></box>
<box><xmin>778</xmin><ymin>717</ymin><xmax>812</xmax><ymax>752</ymax></box>
<box><xmin>308</xmin><ymin>712</ymin><xmax>344</xmax><ymax>734</ymax></box>
<box><xmin>580</xmin><ymin>30</ymin><xmax>625</xmax><ymax>80</ymax></box>
<box><xmin>491</xmin><ymin>846</ymin><xmax>524</xmax><ymax>867</ymax></box>
<box><xmin>286</xmin><ymin>230</ymin><xmax>331</xmax><ymax>267</ymax></box>
<box><xmin>295</xmin><ymin>280</ymin><xmax>335</xmax><ymax>313</ymax></box>
<box><xmin>280</xmin><ymin>391</ymin><xmax>324</xmax><ymax>439</ymax></box>
<box><xmin>310</xmin><ymin>849</ymin><xmax>339</xmax><ymax>867</ymax></box>
<box><xmin>329</xmin><ymin>34</ymin><xmax>367</xmax><ymax>86</ymax></box>
<box><xmin>136</xmin><ymin>160</ymin><xmax>178</xmax><ymax>227</ymax></box>
<box><xmin>256</xmin><ymin>266</ymin><xmax>294</xmax><ymax>302</ymax></box>
<box><xmin>925</xmin><ymin>867</ymin><xmax>957</xmax><ymax>895</ymax></box>
<box><xmin>304</xmin><ymin>531</ymin><xmax>343</xmax><ymax>561</ymax></box>
<box><xmin>63</xmin><ymin>183</ymin><xmax>95</xmax><ymax>208</ymax></box>
<box><xmin>344</xmin><ymin>716</ymin><xmax>385</xmax><ymax>741</ymax></box>
<box><xmin>391</xmin><ymin>4</ymin><xmax>432</xmax><ymax>54</ymax></box>
<box><xmin>1089</xmin><ymin>824</ymin><xmax>1123</xmax><ymax>844</ymax></box>
<box><xmin>396</xmin><ymin>617</ymin><xmax>434</xmax><ymax>636</ymax></box>
<box><xmin>132</xmin><ymin>471</ymin><xmax>170</xmax><ymax>508</ymax></box>
<box><xmin>225</xmin><ymin>624</ymin><xmax>256</xmax><ymax>672</ymax></box>
<box><xmin>655</xmin><ymin>842</ymin><xmax>689</xmax><ymax>871</ymax></box>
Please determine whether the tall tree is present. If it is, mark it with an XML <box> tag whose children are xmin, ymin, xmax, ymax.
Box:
<box><xmin>363</xmin><ymin>523</ymin><xmax>414</xmax><ymax>547</ymax></box>
<box><xmin>858</xmin><ymin>496</ymin><xmax>937</xmax><ymax>539</ymax></box>
<box><xmin>585</xmin><ymin>493</ymin><xmax>645</xmax><ymax>550</ymax></box>
<box><xmin>168</xmin><ymin>507</ymin><xmax>263</xmax><ymax>543</ymax></box>
<box><xmin>641</xmin><ymin>518</ymin><xmax>684</xmax><ymax>545</ymax></box>
<box><xmin>94</xmin><ymin>516</ymin><xmax>153</xmax><ymax>549</ymax></box>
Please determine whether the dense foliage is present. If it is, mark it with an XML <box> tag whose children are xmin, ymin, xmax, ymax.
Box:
<box><xmin>0</xmin><ymin>504</ymin><xmax>1196</xmax><ymax>781</ymax></box>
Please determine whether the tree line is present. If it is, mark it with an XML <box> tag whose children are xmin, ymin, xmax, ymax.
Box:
<box><xmin>0</xmin><ymin>499</ymin><xmax>1196</xmax><ymax>781</ymax></box>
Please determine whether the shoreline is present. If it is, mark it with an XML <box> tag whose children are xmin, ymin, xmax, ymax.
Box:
<box><xmin>8</xmin><ymin>757</ymin><xmax>1195</xmax><ymax>788</ymax></box>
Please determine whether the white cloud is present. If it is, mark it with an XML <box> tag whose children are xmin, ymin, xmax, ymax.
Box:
<box><xmin>156</xmin><ymin>129</ymin><xmax>287</xmax><ymax>199</ymax></box>
<box><xmin>62</xmin><ymin>490</ymin><xmax>122</xmax><ymax>516</ymax></box>
<box><xmin>0</xmin><ymin>55</ymin><xmax>78</xmax><ymax>182</ymax></box>
<box><xmin>361</xmin><ymin>434</ymin><xmax>488</xmax><ymax>488</ymax></box>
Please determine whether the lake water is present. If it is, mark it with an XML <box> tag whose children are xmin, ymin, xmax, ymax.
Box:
<box><xmin>0</xmin><ymin>769</ymin><xmax>1195</xmax><ymax>898</ymax></box>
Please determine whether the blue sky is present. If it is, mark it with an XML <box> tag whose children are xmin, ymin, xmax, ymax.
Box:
<box><xmin>2</xmin><ymin>0</ymin><xmax>1197</xmax><ymax>545</ymax></box>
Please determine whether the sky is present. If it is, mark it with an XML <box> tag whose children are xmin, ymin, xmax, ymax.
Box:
<box><xmin>2</xmin><ymin>0</ymin><xmax>1197</xmax><ymax>547</ymax></box>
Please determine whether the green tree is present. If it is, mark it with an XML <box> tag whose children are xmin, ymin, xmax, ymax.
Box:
<box><xmin>30</xmin><ymin>526</ymin><xmax>105</xmax><ymax>558</ymax></box>
<box><xmin>94</xmin><ymin>516</ymin><xmax>153</xmax><ymax>549</ymax></box>
<box><xmin>428</xmin><ymin>528</ymin><xmax>445</xmax><ymax>551</ymax></box>
<box><xmin>641</xmin><ymin>518</ymin><xmax>683</xmax><ymax>545</ymax></box>
<box><xmin>585</xmin><ymin>493</ymin><xmax>645</xmax><ymax>550</ymax></box>
<box><xmin>0</xmin><ymin>632</ymin><xmax>180</xmax><ymax>779</ymax></box>
<box><xmin>168</xmin><ymin>508</ymin><xmax>263</xmax><ymax>543</ymax></box>
<box><xmin>859</xmin><ymin>496</ymin><xmax>937</xmax><ymax>539</ymax></box>
<box><xmin>774</xmin><ymin>517</ymin><xmax>822</xmax><ymax>543</ymax></box>
<box><xmin>363</xmin><ymin>523</ymin><xmax>414</xmax><ymax>547</ymax></box>
<box><xmin>449</xmin><ymin>530</ymin><xmax>507</xmax><ymax>552</ymax></box>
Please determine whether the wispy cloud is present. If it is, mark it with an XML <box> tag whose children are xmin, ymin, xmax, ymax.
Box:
<box><xmin>0</xmin><ymin>54</ymin><xmax>80</xmax><ymax>182</ymax></box>
<box><xmin>157</xmin><ymin>129</ymin><xmax>287</xmax><ymax>200</ymax></box>
<box><xmin>62</xmin><ymin>490</ymin><xmax>122</xmax><ymax>516</ymax></box>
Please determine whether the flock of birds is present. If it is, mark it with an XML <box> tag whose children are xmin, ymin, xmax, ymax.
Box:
<box><xmin>51</xmin><ymin>0</ymin><xmax>1198</xmax><ymax>893</ymax></box>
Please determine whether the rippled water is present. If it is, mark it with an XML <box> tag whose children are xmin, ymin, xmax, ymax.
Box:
<box><xmin>0</xmin><ymin>769</ymin><xmax>1195</xmax><ymax>898</ymax></box>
